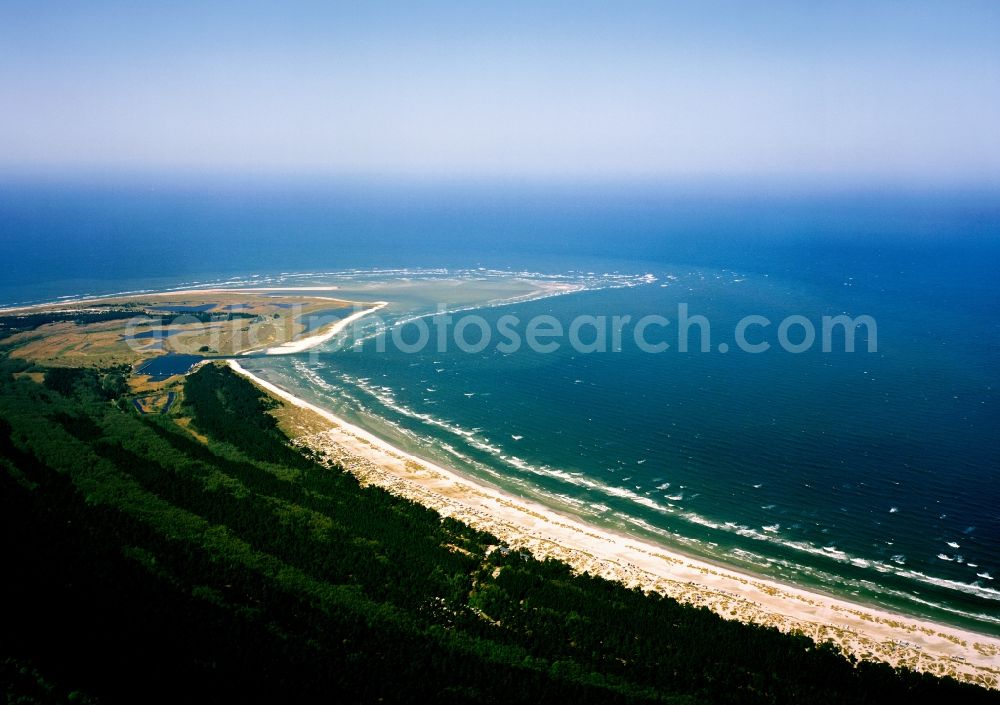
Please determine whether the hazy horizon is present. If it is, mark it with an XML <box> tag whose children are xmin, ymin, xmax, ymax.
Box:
<box><xmin>2</xmin><ymin>2</ymin><xmax>999</xmax><ymax>186</ymax></box>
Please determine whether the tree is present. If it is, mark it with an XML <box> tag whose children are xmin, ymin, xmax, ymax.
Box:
<box><xmin>101</xmin><ymin>372</ymin><xmax>128</xmax><ymax>399</ymax></box>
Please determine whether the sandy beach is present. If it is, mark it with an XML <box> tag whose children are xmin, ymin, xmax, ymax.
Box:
<box><xmin>260</xmin><ymin>302</ymin><xmax>387</xmax><ymax>355</ymax></box>
<box><xmin>227</xmin><ymin>359</ymin><xmax>1000</xmax><ymax>689</ymax></box>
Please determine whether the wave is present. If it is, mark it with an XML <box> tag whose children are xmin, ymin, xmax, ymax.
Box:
<box><xmin>294</xmin><ymin>365</ymin><xmax>1000</xmax><ymax>618</ymax></box>
<box><xmin>290</xmin><ymin>359</ymin><xmax>1000</xmax><ymax>617</ymax></box>
<box><xmin>345</xmin><ymin>270</ymin><xmax>656</xmax><ymax>346</ymax></box>
<box><xmin>235</xmin><ymin>267</ymin><xmax>1000</xmax><ymax>634</ymax></box>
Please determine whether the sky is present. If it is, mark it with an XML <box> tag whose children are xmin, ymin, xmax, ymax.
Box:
<box><xmin>1</xmin><ymin>1</ymin><xmax>999</xmax><ymax>184</ymax></box>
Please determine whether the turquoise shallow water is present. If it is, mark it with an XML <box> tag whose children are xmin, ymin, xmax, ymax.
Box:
<box><xmin>3</xmin><ymin>179</ymin><xmax>998</xmax><ymax>635</ymax></box>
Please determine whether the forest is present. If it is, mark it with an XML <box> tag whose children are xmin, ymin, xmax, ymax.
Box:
<box><xmin>1</xmin><ymin>354</ymin><xmax>997</xmax><ymax>704</ymax></box>
<box><xmin>0</xmin><ymin>309</ymin><xmax>143</xmax><ymax>339</ymax></box>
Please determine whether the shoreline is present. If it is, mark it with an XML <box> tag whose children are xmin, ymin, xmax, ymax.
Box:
<box><xmin>249</xmin><ymin>277</ymin><xmax>584</xmax><ymax>356</ymax></box>
<box><xmin>227</xmin><ymin>359</ymin><xmax>1000</xmax><ymax>689</ymax></box>
<box><xmin>257</xmin><ymin>302</ymin><xmax>388</xmax><ymax>355</ymax></box>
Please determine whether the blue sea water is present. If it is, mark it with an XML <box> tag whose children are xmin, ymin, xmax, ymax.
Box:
<box><xmin>2</xmin><ymin>176</ymin><xmax>998</xmax><ymax>634</ymax></box>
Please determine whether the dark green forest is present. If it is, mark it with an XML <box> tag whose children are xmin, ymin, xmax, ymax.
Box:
<box><xmin>1</xmin><ymin>356</ymin><xmax>997</xmax><ymax>704</ymax></box>
<box><xmin>0</xmin><ymin>309</ymin><xmax>143</xmax><ymax>339</ymax></box>
<box><xmin>0</xmin><ymin>305</ymin><xmax>259</xmax><ymax>341</ymax></box>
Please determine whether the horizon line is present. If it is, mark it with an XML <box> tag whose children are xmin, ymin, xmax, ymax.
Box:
<box><xmin>2</xmin><ymin>165</ymin><xmax>1000</xmax><ymax>196</ymax></box>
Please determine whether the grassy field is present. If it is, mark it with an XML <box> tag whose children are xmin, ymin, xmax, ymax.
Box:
<box><xmin>0</xmin><ymin>290</ymin><xmax>360</xmax><ymax>389</ymax></box>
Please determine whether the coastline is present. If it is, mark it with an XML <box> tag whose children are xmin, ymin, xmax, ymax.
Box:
<box><xmin>258</xmin><ymin>302</ymin><xmax>388</xmax><ymax>355</ymax></box>
<box><xmin>227</xmin><ymin>359</ymin><xmax>1000</xmax><ymax>689</ymax></box>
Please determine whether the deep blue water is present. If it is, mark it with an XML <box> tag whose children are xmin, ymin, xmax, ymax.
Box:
<box><xmin>3</xmin><ymin>177</ymin><xmax>998</xmax><ymax>306</ymax></box>
<box><xmin>2</xmin><ymin>177</ymin><xmax>998</xmax><ymax>634</ymax></box>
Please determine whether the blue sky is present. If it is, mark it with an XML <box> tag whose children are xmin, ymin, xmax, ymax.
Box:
<box><xmin>1</xmin><ymin>1</ymin><xmax>999</xmax><ymax>184</ymax></box>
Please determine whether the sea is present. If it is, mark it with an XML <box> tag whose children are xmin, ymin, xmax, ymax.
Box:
<box><xmin>2</xmin><ymin>175</ymin><xmax>998</xmax><ymax>635</ymax></box>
